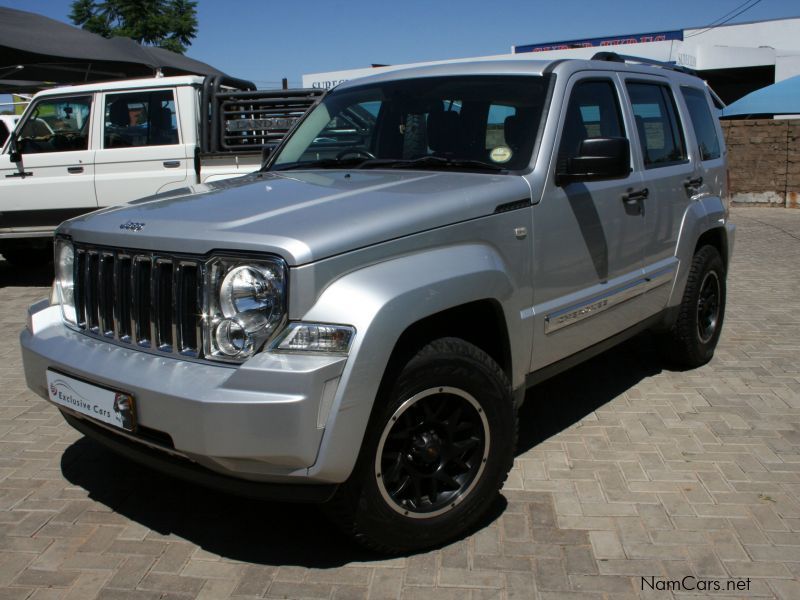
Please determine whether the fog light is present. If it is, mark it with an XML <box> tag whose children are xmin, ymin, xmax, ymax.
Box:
<box><xmin>214</xmin><ymin>318</ymin><xmax>254</xmax><ymax>358</ymax></box>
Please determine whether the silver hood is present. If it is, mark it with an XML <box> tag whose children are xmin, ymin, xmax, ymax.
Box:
<box><xmin>59</xmin><ymin>170</ymin><xmax>532</xmax><ymax>265</ymax></box>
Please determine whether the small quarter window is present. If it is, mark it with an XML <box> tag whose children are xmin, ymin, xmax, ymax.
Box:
<box><xmin>627</xmin><ymin>82</ymin><xmax>687</xmax><ymax>168</ymax></box>
<box><xmin>681</xmin><ymin>87</ymin><xmax>721</xmax><ymax>161</ymax></box>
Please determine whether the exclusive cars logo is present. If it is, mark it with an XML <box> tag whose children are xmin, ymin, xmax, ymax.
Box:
<box><xmin>119</xmin><ymin>221</ymin><xmax>146</xmax><ymax>231</ymax></box>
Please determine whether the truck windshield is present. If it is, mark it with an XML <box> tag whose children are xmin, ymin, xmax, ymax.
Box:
<box><xmin>272</xmin><ymin>74</ymin><xmax>550</xmax><ymax>173</ymax></box>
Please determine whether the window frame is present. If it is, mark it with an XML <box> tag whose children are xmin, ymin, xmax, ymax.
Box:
<box><xmin>269</xmin><ymin>73</ymin><xmax>556</xmax><ymax>175</ymax></box>
<box><xmin>15</xmin><ymin>94</ymin><xmax>95</xmax><ymax>155</ymax></box>
<box><xmin>680</xmin><ymin>85</ymin><xmax>722</xmax><ymax>162</ymax></box>
<box><xmin>101</xmin><ymin>87</ymin><xmax>181</xmax><ymax>150</ymax></box>
<box><xmin>556</xmin><ymin>76</ymin><xmax>629</xmax><ymax>177</ymax></box>
<box><xmin>625</xmin><ymin>80</ymin><xmax>690</xmax><ymax>170</ymax></box>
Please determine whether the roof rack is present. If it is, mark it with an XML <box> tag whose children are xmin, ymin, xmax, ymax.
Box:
<box><xmin>591</xmin><ymin>51</ymin><xmax>696</xmax><ymax>75</ymax></box>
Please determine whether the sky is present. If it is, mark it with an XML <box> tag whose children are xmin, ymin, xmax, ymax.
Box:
<box><xmin>2</xmin><ymin>0</ymin><xmax>800</xmax><ymax>88</ymax></box>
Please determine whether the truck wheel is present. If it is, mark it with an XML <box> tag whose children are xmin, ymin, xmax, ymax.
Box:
<box><xmin>660</xmin><ymin>245</ymin><xmax>726</xmax><ymax>368</ymax></box>
<box><xmin>326</xmin><ymin>337</ymin><xmax>516</xmax><ymax>553</ymax></box>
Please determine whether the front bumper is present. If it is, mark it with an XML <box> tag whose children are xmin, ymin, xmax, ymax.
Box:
<box><xmin>21</xmin><ymin>303</ymin><xmax>348</xmax><ymax>485</ymax></box>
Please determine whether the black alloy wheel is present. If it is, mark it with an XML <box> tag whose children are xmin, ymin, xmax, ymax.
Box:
<box><xmin>696</xmin><ymin>271</ymin><xmax>721</xmax><ymax>344</ymax></box>
<box><xmin>375</xmin><ymin>386</ymin><xmax>490</xmax><ymax>518</ymax></box>
<box><xmin>658</xmin><ymin>244</ymin><xmax>726</xmax><ymax>368</ymax></box>
<box><xmin>324</xmin><ymin>337</ymin><xmax>516</xmax><ymax>553</ymax></box>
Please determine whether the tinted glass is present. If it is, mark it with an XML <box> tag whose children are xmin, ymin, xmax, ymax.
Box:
<box><xmin>0</xmin><ymin>121</ymin><xmax>8</xmax><ymax>146</ymax></box>
<box><xmin>273</xmin><ymin>75</ymin><xmax>550</xmax><ymax>172</ymax></box>
<box><xmin>627</xmin><ymin>83</ymin><xmax>687</xmax><ymax>168</ymax></box>
<box><xmin>681</xmin><ymin>87</ymin><xmax>721</xmax><ymax>161</ymax></box>
<box><xmin>104</xmin><ymin>90</ymin><xmax>178</xmax><ymax>148</ymax></box>
<box><xmin>557</xmin><ymin>80</ymin><xmax>625</xmax><ymax>171</ymax></box>
<box><xmin>17</xmin><ymin>96</ymin><xmax>92</xmax><ymax>154</ymax></box>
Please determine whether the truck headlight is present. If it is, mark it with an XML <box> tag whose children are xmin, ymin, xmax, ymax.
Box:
<box><xmin>204</xmin><ymin>256</ymin><xmax>286</xmax><ymax>362</ymax></box>
<box><xmin>54</xmin><ymin>239</ymin><xmax>77</xmax><ymax>325</ymax></box>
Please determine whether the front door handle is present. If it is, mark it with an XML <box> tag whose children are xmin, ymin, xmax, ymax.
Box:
<box><xmin>67</xmin><ymin>166</ymin><xmax>84</xmax><ymax>174</ymax></box>
<box><xmin>622</xmin><ymin>188</ymin><xmax>649</xmax><ymax>203</ymax></box>
<box><xmin>5</xmin><ymin>171</ymin><xmax>33</xmax><ymax>178</ymax></box>
<box><xmin>163</xmin><ymin>160</ymin><xmax>181</xmax><ymax>168</ymax></box>
<box><xmin>684</xmin><ymin>176</ymin><xmax>703</xmax><ymax>189</ymax></box>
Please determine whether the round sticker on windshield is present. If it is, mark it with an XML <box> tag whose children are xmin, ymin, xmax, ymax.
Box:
<box><xmin>490</xmin><ymin>146</ymin><xmax>513</xmax><ymax>163</ymax></box>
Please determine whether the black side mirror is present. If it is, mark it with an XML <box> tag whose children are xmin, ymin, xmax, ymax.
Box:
<box><xmin>261</xmin><ymin>143</ymin><xmax>277</xmax><ymax>167</ymax></box>
<box><xmin>557</xmin><ymin>137</ymin><xmax>630</xmax><ymax>186</ymax></box>
<box><xmin>8</xmin><ymin>136</ymin><xmax>21</xmax><ymax>163</ymax></box>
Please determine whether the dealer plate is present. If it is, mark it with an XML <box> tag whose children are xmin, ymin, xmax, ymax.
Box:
<box><xmin>46</xmin><ymin>370</ymin><xmax>136</xmax><ymax>432</ymax></box>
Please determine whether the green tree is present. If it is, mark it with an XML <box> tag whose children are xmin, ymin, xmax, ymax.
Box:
<box><xmin>69</xmin><ymin>0</ymin><xmax>198</xmax><ymax>54</ymax></box>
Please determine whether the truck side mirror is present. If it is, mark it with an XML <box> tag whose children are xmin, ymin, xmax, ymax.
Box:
<box><xmin>557</xmin><ymin>137</ymin><xmax>630</xmax><ymax>186</ymax></box>
<box><xmin>8</xmin><ymin>137</ymin><xmax>21</xmax><ymax>163</ymax></box>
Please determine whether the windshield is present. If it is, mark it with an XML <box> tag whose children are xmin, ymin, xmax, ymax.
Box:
<box><xmin>271</xmin><ymin>75</ymin><xmax>551</xmax><ymax>173</ymax></box>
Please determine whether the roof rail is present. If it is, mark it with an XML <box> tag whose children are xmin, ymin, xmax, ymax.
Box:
<box><xmin>591</xmin><ymin>51</ymin><xmax>696</xmax><ymax>75</ymax></box>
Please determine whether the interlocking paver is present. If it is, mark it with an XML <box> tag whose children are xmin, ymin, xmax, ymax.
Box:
<box><xmin>1</xmin><ymin>206</ymin><xmax>799</xmax><ymax>598</ymax></box>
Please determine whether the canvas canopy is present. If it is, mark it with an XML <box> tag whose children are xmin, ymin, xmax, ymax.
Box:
<box><xmin>721</xmin><ymin>75</ymin><xmax>800</xmax><ymax>117</ymax></box>
<box><xmin>0</xmin><ymin>6</ymin><xmax>225</xmax><ymax>91</ymax></box>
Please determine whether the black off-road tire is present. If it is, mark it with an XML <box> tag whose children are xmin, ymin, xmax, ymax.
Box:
<box><xmin>325</xmin><ymin>337</ymin><xmax>517</xmax><ymax>554</ymax></box>
<box><xmin>660</xmin><ymin>245</ymin><xmax>726</xmax><ymax>368</ymax></box>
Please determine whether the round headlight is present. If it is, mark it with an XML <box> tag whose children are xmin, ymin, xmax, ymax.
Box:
<box><xmin>55</xmin><ymin>241</ymin><xmax>76</xmax><ymax>324</ymax></box>
<box><xmin>213</xmin><ymin>318</ymin><xmax>254</xmax><ymax>357</ymax></box>
<box><xmin>219</xmin><ymin>265</ymin><xmax>279</xmax><ymax>320</ymax></box>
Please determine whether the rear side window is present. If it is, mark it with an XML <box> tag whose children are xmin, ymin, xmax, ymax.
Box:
<box><xmin>104</xmin><ymin>90</ymin><xmax>178</xmax><ymax>148</ymax></box>
<box><xmin>558</xmin><ymin>80</ymin><xmax>625</xmax><ymax>171</ymax></box>
<box><xmin>627</xmin><ymin>83</ymin><xmax>687</xmax><ymax>168</ymax></box>
<box><xmin>681</xmin><ymin>87</ymin><xmax>721</xmax><ymax>161</ymax></box>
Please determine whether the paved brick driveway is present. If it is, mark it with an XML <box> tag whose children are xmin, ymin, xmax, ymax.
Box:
<box><xmin>0</xmin><ymin>206</ymin><xmax>798</xmax><ymax>600</ymax></box>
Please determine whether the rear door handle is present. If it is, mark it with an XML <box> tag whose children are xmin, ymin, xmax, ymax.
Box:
<box><xmin>67</xmin><ymin>166</ymin><xmax>83</xmax><ymax>174</ymax></box>
<box><xmin>163</xmin><ymin>160</ymin><xmax>181</xmax><ymax>168</ymax></box>
<box><xmin>622</xmin><ymin>188</ymin><xmax>649</xmax><ymax>203</ymax></box>
<box><xmin>684</xmin><ymin>176</ymin><xmax>703</xmax><ymax>189</ymax></box>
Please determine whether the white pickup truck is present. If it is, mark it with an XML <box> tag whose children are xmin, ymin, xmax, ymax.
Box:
<box><xmin>0</xmin><ymin>75</ymin><xmax>321</xmax><ymax>265</ymax></box>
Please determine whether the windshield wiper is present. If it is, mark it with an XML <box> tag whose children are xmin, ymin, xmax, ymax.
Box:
<box><xmin>272</xmin><ymin>157</ymin><xmax>366</xmax><ymax>171</ymax></box>
<box><xmin>357</xmin><ymin>155</ymin><xmax>504</xmax><ymax>172</ymax></box>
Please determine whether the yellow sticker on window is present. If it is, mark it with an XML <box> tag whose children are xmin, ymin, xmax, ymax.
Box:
<box><xmin>490</xmin><ymin>146</ymin><xmax>513</xmax><ymax>163</ymax></box>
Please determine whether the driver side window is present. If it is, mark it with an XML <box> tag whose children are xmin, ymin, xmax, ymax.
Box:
<box><xmin>557</xmin><ymin>80</ymin><xmax>625</xmax><ymax>173</ymax></box>
<box><xmin>17</xmin><ymin>96</ymin><xmax>92</xmax><ymax>154</ymax></box>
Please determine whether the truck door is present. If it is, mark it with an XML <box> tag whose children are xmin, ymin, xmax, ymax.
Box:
<box><xmin>0</xmin><ymin>94</ymin><xmax>97</xmax><ymax>236</ymax></box>
<box><xmin>530</xmin><ymin>74</ymin><xmax>648</xmax><ymax>372</ymax></box>
<box><xmin>621</xmin><ymin>76</ymin><xmax>697</xmax><ymax>316</ymax></box>
<box><xmin>94</xmin><ymin>89</ymin><xmax>188</xmax><ymax>207</ymax></box>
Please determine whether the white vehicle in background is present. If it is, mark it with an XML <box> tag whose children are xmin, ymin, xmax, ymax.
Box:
<box><xmin>0</xmin><ymin>114</ymin><xmax>20</xmax><ymax>147</ymax></box>
<box><xmin>0</xmin><ymin>75</ymin><xmax>321</xmax><ymax>266</ymax></box>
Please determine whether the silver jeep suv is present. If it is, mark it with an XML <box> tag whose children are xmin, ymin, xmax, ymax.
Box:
<box><xmin>21</xmin><ymin>53</ymin><xmax>734</xmax><ymax>552</ymax></box>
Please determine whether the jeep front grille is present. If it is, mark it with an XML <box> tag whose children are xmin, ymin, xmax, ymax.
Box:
<box><xmin>73</xmin><ymin>245</ymin><xmax>203</xmax><ymax>358</ymax></box>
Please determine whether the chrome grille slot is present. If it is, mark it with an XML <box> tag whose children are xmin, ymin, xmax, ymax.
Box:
<box><xmin>98</xmin><ymin>252</ymin><xmax>115</xmax><ymax>337</ymax></box>
<box><xmin>71</xmin><ymin>244</ymin><xmax>203</xmax><ymax>359</ymax></box>
<box><xmin>84</xmin><ymin>250</ymin><xmax>100</xmax><ymax>333</ymax></box>
<box><xmin>132</xmin><ymin>256</ymin><xmax>152</xmax><ymax>347</ymax></box>
<box><xmin>74</xmin><ymin>248</ymin><xmax>87</xmax><ymax>329</ymax></box>
<box><xmin>154</xmin><ymin>258</ymin><xmax>174</xmax><ymax>352</ymax></box>
<box><xmin>176</xmin><ymin>261</ymin><xmax>201</xmax><ymax>357</ymax></box>
<box><xmin>114</xmin><ymin>255</ymin><xmax>132</xmax><ymax>342</ymax></box>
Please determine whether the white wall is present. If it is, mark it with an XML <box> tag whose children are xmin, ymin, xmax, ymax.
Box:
<box><xmin>302</xmin><ymin>17</ymin><xmax>800</xmax><ymax>89</ymax></box>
